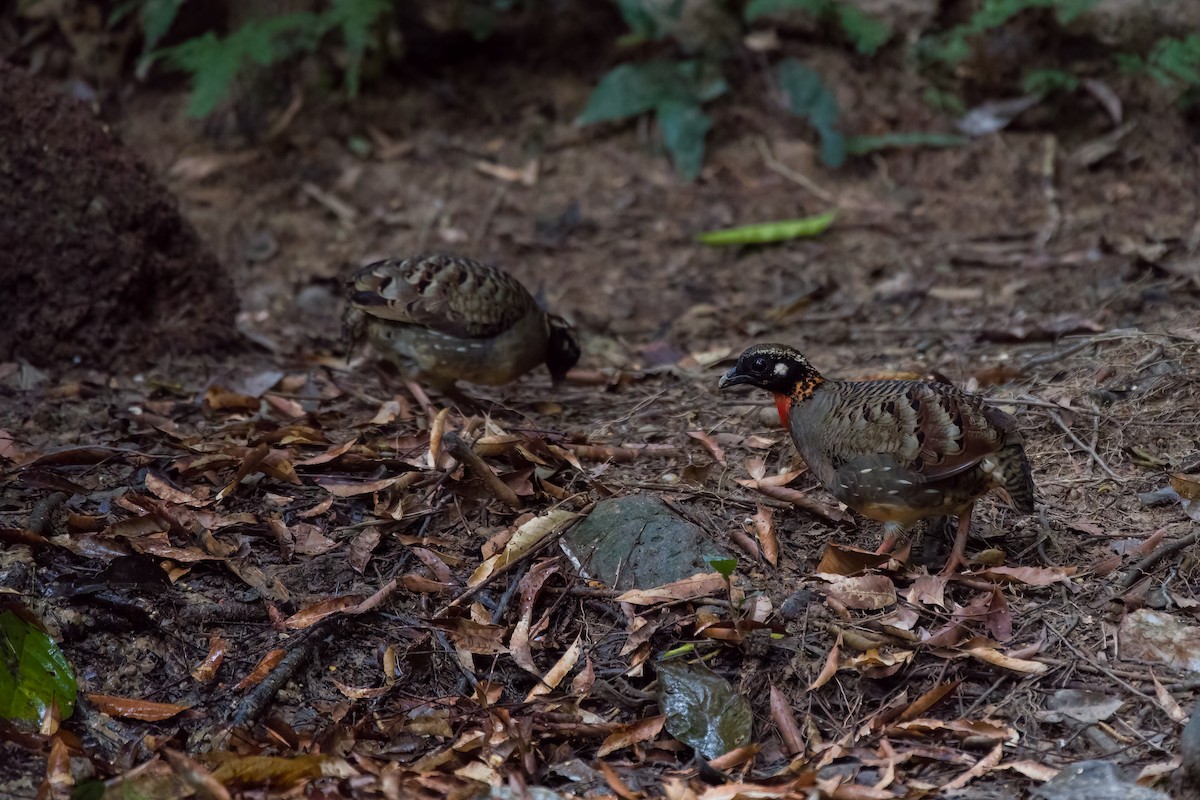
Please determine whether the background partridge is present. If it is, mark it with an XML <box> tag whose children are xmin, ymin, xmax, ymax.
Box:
<box><xmin>344</xmin><ymin>254</ymin><xmax>580</xmax><ymax>395</ymax></box>
<box><xmin>719</xmin><ymin>344</ymin><xmax>1035</xmax><ymax>574</ymax></box>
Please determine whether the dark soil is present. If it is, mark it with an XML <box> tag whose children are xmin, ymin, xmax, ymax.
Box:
<box><xmin>0</xmin><ymin>60</ymin><xmax>239</xmax><ymax>370</ymax></box>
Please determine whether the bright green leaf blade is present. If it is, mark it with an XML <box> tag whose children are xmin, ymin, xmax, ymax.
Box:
<box><xmin>138</xmin><ymin>0</ymin><xmax>187</xmax><ymax>54</ymax></box>
<box><xmin>657</xmin><ymin>660</ymin><xmax>753</xmax><ymax>759</ymax></box>
<box><xmin>697</xmin><ymin>211</ymin><xmax>836</xmax><ymax>246</ymax></box>
<box><xmin>656</xmin><ymin>101</ymin><xmax>710</xmax><ymax>181</ymax></box>
<box><xmin>844</xmin><ymin>132</ymin><xmax>968</xmax><ymax>156</ymax></box>
<box><xmin>705</xmin><ymin>556</ymin><xmax>738</xmax><ymax>578</ymax></box>
<box><xmin>0</xmin><ymin>610</ymin><xmax>76</xmax><ymax>723</ymax></box>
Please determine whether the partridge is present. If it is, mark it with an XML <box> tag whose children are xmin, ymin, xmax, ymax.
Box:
<box><xmin>719</xmin><ymin>344</ymin><xmax>1035</xmax><ymax>574</ymax></box>
<box><xmin>343</xmin><ymin>254</ymin><xmax>580</xmax><ymax>394</ymax></box>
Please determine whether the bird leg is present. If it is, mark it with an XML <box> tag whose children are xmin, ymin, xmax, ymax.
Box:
<box><xmin>876</xmin><ymin>522</ymin><xmax>912</xmax><ymax>563</ymax></box>
<box><xmin>940</xmin><ymin>502</ymin><xmax>975</xmax><ymax>576</ymax></box>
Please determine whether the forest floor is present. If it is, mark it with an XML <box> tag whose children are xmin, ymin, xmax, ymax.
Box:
<box><xmin>2</xmin><ymin>9</ymin><xmax>1200</xmax><ymax>799</ymax></box>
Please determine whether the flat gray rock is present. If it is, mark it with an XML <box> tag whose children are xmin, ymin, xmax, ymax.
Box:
<box><xmin>559</xmin><ymin>495</ymin><xmax>728</xmax><ymax>590</ymax></box>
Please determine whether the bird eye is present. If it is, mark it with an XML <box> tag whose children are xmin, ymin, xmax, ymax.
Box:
<box><xmin>752</xmin><ymin>357</ymin><xmax>766</xmax><ymax>372</ymax></box>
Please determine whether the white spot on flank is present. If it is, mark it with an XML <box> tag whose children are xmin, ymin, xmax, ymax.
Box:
<box><xmin>925</xmin><ymin>489</ymin><xmax>940</xmax><ymax>495</ymax></box>
<box><xmin>888</xmin><ymin>490</ymin><xmax>899</xmax><ymax>495</ymax></box>
<box><xmin>898</xmin><ymin>479</ymin><xmax>913</xmax><ymax>485</ymax></box>
<box><xmin>774</xmin><ymin>362</ymin><xmax>788</xmax><ymax>376</ymax></box>
<box><xmin>860</xmin><ymin>468</ymin><xmax>873</xmax><ymax>474</ymax></box>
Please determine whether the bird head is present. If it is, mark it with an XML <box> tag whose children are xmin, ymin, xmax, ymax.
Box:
<box><xmin>545</xmin><ymin>315</ymin><xmax>581</xmax><ymax>385</ymax></box>
<box><xmin>718</xmin><ymin>343</ymin><xmax>822</xmax><ymax>395</ymax></box>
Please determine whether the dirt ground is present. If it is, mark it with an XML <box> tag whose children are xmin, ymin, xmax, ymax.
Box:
<box><xmin>2</xmin><ymin>11</ymin><xmax>1200</xmax><ymax>799</ymax></box>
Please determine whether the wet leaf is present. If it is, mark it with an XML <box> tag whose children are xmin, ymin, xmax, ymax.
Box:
<box><xmin>0</xmin><ymin>609</ymin><xmax>76</xmax><ymax>725</ymax></box>
<box><xmin>189</xmin><ymin>635</ymin><xmax>227</xmax><ymax>683</ymax></box>
<box><xmin>656</xmin><ymin>660</ymin><xmax>752</xmax><ymax>759</ymax></box>
<box><xmin>283</xmin><ymin>595</ymin><xmax>366</xmax><ymax>630</ymax></box>
<box><xmin>233</xmin><ymin>650</ymin><xmax>286</xmax><ymax>691</ymax></box>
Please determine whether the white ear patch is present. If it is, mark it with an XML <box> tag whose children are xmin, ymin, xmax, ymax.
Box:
<box><xmin>773</xmin><ymin>362</ymin><xmax>788</xmax><ymax>376</ymax></box>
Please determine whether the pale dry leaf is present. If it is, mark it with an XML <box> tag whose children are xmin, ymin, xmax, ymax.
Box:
<box><xmin>824</xmin><ymin>574</ymin><xmax>896</xmax><ymax>610</ymax></box>
<box><xmin>526</xmin><ymin>635</ymin><xmax>582</xmax><ymax>701</ymax></box>
<box><xmin>615</xmin><ymin>572</ymin><xmax>728</xmax><ymax>606</ymax></box>
<box><xmin>468</xmin><ymin>509</ymin><xmax>577</xmax><ymax>587</ymax></box>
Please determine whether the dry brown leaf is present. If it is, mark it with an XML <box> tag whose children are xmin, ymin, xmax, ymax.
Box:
<box><xmin>234</xmin><ymin>649</ymin><xmax>286</xmax><ymax>691</ymax></box>
<box><xmin>86</xmin><ymin>694</ymin><xmax>189</xmax><ymax>722</ymax></box>
<box><xmin>292</xmin><ymin>522</ymin><xmax>340</xmax><ymax>556</ymax></box>
<box><xmin>468</xmin><ymin>509</ymin><xmax>576</xmax><ymax>587</ymax></box>
<box><xmin>283</xmin><ymin>595</ymin><xmax>366</xmax><ymax>630</ymax></box>
<box><xmin>316</xmin><ymin>475</ymin><xmax>411</xmax><ymax>497</ymax></box>
<box><xmin>526</xmin><ymin>635</ymin><xmax>582</xmax><ymax>701</ymax></box>
<box><xmin>750</xmin><ymin>482</ymin><xmax>850</xmax><ymax>524</ymax></box>
<box><xmin>687</xmin><ymin>430</ymin><xmax>727</xmax><ymax>465</ymax></box>
<box><xmin>752</xmin><ymin>505</ymin><xmax>778</xmax><ymax>566</ymax></box>
<box><xmin>961</xmin><ymin>640</ymin><xmax>1048</xmax><ymax>674</ymax></box>
<box><xmin>823</xmin><ymin>575</ymin><xmax>896</xmax><ymax>610</ymax></box>
<box><xmin>430</xmin><ymin>617</ymin><xmax>509</xmax><ymax>655</ymax></box>
<box><xmin>897</xmin><ymin>680</ymin><xmax>960</xmax><ymax>723</ymax></box>
<box><xmin>162</xmin><ymin>748</ymin><xmax>231</xmax><ymax>800</ymax></box>
<box><xmin>905</xmin><ymin>575</ymin><xmax>947</xmax><ymax>608</ymax></box>
<box><xmin>348</xmin><ymin>526</ymin><xmax>381</xmax><ymax>573</ymax></box>
<box><xmin>972</xmin><ymin>565</ymin><xmax>1075</xmax><ymax>585</ymax></box>
<box><xmin>615</xmin><ymin>572</ymin><xmax>727</xmax><ymax>606</ymax></box>
<box><xmin>400</xmin><ymin>574</ymin><xmax>454</xmax><ymax>594</ymax></box>
<box><xmin>293</xmin><ymin>438</ymin><xmax>357</xmax><ymax>467</ymax></box>
<box><xmin>190</xmin><ymin>635</ymin><xmax>227</xmax><ymax>683</ymax></box>
<box><xmin>816</xmin><ymin>543</ymin><xmax>890</xmax><ymax>576</ymax></box>
<box><xmin>144</xmin><ymin>473</ymin><xmax>207</xmax><ymax>507</ymax></box>
<box><xmin>770</xmin><ymin>685</ymin><xmax>805</xmax><ymax>756</ymax></box>
<box><xmin>810</xmin><ymin>636</ymin><xmax>841</xmax><ymax>690</ymax></box>
<box><xmin>1152</xmin><ymin>673</ymin><xmax>1187</xmax><ymax>723</ymax></box>
<box><xmin>596</xmin><ymin>715</ymin><xmax>666</xmax><ymax>758</ymax></box>
<box><xmin>1003</xmin><ymin>760</ymin><xmax>1059</xmax><ymax>782</ymax></box>
<box><xmin>941</xmin><ymin>742</ymin><xmax>1003</xmax><ymax>791</ymax></box>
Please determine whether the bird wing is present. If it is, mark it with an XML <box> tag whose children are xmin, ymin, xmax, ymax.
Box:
<box><xmin>348</xmin><ymin>255</ymin><xmax>537</xmax><ymax>339</ymax></box>
<box><xmin>817</xmin><ymin>380</ymin><xmax>1013</xmax><ymax>482</ymax></box>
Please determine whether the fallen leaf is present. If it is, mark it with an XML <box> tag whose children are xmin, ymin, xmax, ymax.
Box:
<box><xmin>86</xmin><ymin>694</ymin><xmax>189</xmax><ymax>722</ymax></box>
<box><xmin>823</xmin><ymin>575</ymin><xmax>896</xmax><ymax>610</ymax></box>
<box><xmin>615</xmin><ymin>572</ymin><xmax>727</xmax><ymax>606</ymax></box>
<box><xmin>687</xmin><ymin>430</ymin><xmax>727</xmax><ymax>465</ymax></box>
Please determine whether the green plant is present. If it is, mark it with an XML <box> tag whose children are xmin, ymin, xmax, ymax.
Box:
<box><xmin>1021</xmin><ymin>67</ymin><xmax>1079</xmax><ymax>94</ymax></box>
<box><xmin>114</xmin><ymin>0</ymin><xmax>391</xmax><ymax>118</ymax></box>
<box><xmin>744</xmin><ymin>0</ymin><xmax>891</xmax><ymax>56</ymax></box>
<box><xmin>919</xmin><ymin>0</ymin><xmax>1100</xmax><ymax>67</ymax></box>
<box><xmin>775</xmin><ymin>58</ymin><xmax>844</xmax><ymax>167</ymax></box>
<box><xmin>1121</xmin><ymin>34</ymin><xmax>1200</xmax><ymax>90</ymax></box>
<box><xmin>576</xmin><ymin>59</ymin><xmax>728</xmax><ymax>180</ymax></box>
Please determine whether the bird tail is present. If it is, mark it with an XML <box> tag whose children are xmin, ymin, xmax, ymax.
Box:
<box><xmin>995</xmin><ymin>442</ymin><xmax>1036</xmax><ymax>514</ymax></box>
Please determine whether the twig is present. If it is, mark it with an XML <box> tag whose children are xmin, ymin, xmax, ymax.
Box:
<box><xmin>442</xmin><ymin>431</ymin><xmax>521</xmax><ymax>510</ymax></box>
<box><xmin>27</xmin><ymin>492</ymin><xmax>67</xmax><ymax>535</ymax></box>
<box><xmin>1045</xmin><ymin>408</ymin><xmax>1121</xmax><ymax>481</ymax></box>
<box><xmin>753</xmin><ymin>137</ymin><xmax>838</xmax><ymax>206</ymax></box>
<box><xmin>1117</xmin><ymin>530</ymin><xmax>1200</xmax><ymax>591</ymax></box>
<box><xmin>231</xmin><ymin>624</ymin><xmax>326</xmax><ymax>727</ymax></box>
<box><xmin>1022</xmin><ymin>337</ymin><xmax>1097</xmax><ymax>369</ymax></box>
<box><xmin>1035</xmin><ymin>134</ymin><xmax>1060</xmax><ymax>251</ymax></box>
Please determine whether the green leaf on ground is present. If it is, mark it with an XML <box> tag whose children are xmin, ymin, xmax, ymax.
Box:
<box><xmin>697</xmin><ymin>211</ymin><xmax>836</xmax><ymax>246</ymax></box>
<box><xmin>657</xmin><ymin>660</ymin><xmax>752</xmax><ymax>759</ymax></box>
<box><xmin>845</xmin><ymin>132</ymin><xmax>968</xmax><ymax>156</ymax></box>
<box><xmin>0</xmin><ymin>610</ymin><xmax>76</xmax><ymax>724</ymax></box>
<box><xmin>576</xmin><ymin>60</ymin><xmax>727</xmax><ymax>125</ymax></box>
<box><xmin>657</xmin><ymin>101</ymin><xmax>712</xmax><ymax>180</ymax></box>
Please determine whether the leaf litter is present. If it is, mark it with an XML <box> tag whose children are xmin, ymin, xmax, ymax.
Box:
<box><xmin>4</xmin><ymin>42</ymin><xmax>1200</xmax><ymax>800</ymax></box>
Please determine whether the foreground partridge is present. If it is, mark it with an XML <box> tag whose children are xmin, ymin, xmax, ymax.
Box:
<box><xmin>719</xmin><ymin>344</ymin><xmax>1035</xmax><ymax>574</ymax></box>
<box><xmin>343</xmin><ymin>254</ymin><xmax>580</xmax><ymax>395</ymax></box>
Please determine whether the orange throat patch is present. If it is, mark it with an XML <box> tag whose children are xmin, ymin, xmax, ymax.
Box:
<box><xmin>774</xmin><ymin>376</ymin><xmax>824</xmax><ymax>427</ymax></box>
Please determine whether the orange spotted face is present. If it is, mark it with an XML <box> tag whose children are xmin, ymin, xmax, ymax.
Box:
<box><xmin>718</xmin><ymin>344</ymin><xmax>825</xmax><ymax>426</ymax></box>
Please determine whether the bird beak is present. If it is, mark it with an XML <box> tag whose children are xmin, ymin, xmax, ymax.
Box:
<box><xmin>718</xmin><ymin>367</ymin><xmax>748</xmax><ymax>389</ymax></box>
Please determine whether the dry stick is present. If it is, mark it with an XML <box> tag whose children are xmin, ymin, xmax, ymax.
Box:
<box><xmin>1045</xmin><ymin>408</ymin><xmax>1121</xmax><ymax>481</ymax></box>
<box><xmin>1116</xmin><ymin>529</ymin><xmax>1200</xmax><ymax>592</ymax></box>
<box><xmin>753</xmin><ymin>137</ymin><xmax>839</xmax><ymax>206</ymax></box>
<box><xmin>232</xmin><ymin>624</ymin><xmax>326</xmax><ymax>727</ymax></box>
<box><xmin>1021</xmin><ymin>337</ymin><xmax>1098</xmax><ymax>369</ymax></box>
<box><xmin>442</xmin><ymin>431</ymin><xmax>521</xmax><ymax>510</ymax></box>
<box><xmin>27</xmin><ymin>492</ymin><xmax>67</xmax><ymax>535</ymax></box>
